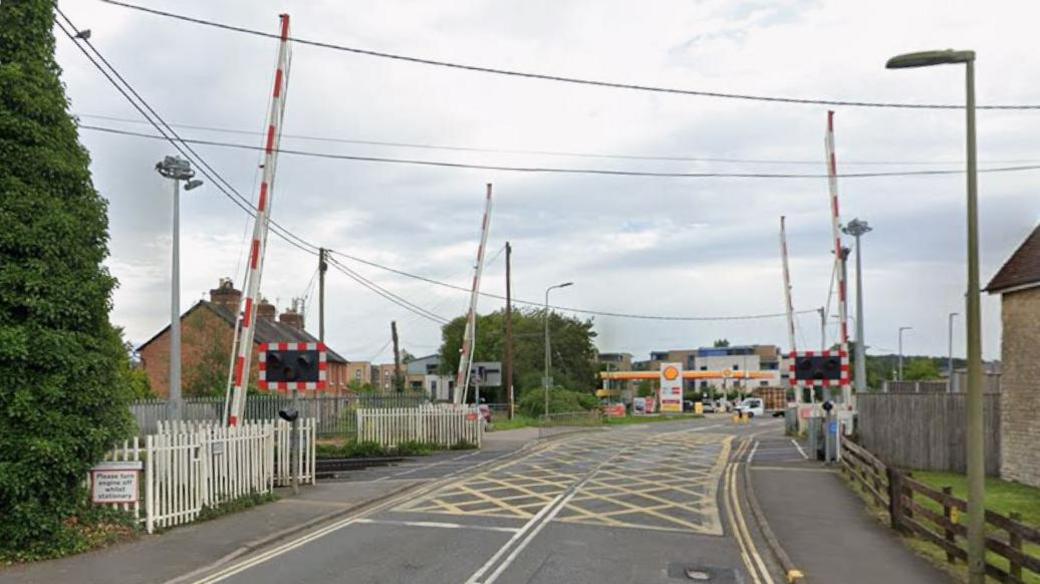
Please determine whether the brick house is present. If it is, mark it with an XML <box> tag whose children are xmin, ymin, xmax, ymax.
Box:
<box><xmin>986</xmin><ymin>223</ymin><xmax>1040</xmax><ymax>487</ymax></box>
<box><xmin>138</xmin><ymin>279</ymin><xmax>349</xmax><ymax>397</ymax></box>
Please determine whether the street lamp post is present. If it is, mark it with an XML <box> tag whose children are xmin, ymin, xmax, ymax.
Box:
<box><xmin>544</xmin><ymin>282</ymin><xmax>573</xmax><ymax>418</ymax></box>
<box><xmin>897</xmin><ymin>326</ymin><xmax>912</xmax><ymax>381</ymax></box>
<box><xmin>948</xmin><ymin>312</ymin><xmax>959</xmax><ymax>392</ymax></box>
<box><xmin>887</xmin><ymin>48</ymin><xmax>984</xmax><ymax>584</ymax></box>
<box><xmin>843</xmin><ymin>219</ymin><xmax>872</xmax><ymax>396</ymax></box>
<box><xmin>155</xmin><ymin>156</ymin><xmax>202</xmax><ymax>421</ymax></box>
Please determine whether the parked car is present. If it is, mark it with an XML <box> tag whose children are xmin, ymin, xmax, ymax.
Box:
<box><xmin>736</xmin><ymin>398</ymin><xmax>765</xmax><ymax>418</ymax></box>
<box><xmin>700</xmin><ymin>400</ymin><xmax>717</xmax><ymax>413</ymax></box>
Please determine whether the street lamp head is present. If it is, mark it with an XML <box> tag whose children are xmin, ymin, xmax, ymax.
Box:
<box><xmin>184</xmin><ymin>179</ymin><xmax>204</xmax><ymax>191</ymax></box>
<box><xmin>886</xmin><ymin>49</ymin><xmax>974</xmax><ymax>69</ymax></box>
<box><xmin>559</xmin><ymin>282</ymin><xmax>574</xmax><ymax>288</ymax></box>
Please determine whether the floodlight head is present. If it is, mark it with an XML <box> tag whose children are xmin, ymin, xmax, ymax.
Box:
<box><xmin>843</xmin><ymin>218</ymin><xmax>873</xmax><ymax>237</ymax></box>
<box><xmin>184</xmin><ymin>179</ymin><xmax>204</xmax><ymax>191</ymax></box>
<box><xmin>156</xmin><ymin>156</ymin><xmax>196</xmax><ymax>180</ymax></box>
<box><xmin>75</xmin><ymin>29</ymin><xmax>91</xmax><ymax>40</ymax></box>
<box><xmin>886</xmin><ymin>49</ymin><xmax>974</xmax><ymax>69</ymax></box>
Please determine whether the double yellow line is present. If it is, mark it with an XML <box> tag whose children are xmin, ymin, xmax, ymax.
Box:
<box><xmin>724</xmin><ymin>438</ymin><xmax>775</xmax><ymax>584</ymax></box>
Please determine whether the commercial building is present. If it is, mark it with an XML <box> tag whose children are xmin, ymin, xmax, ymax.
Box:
<box><xmin>629</xmin><ymin>344</ymin><xmax>787</xmax><ymax>395</ymax></box>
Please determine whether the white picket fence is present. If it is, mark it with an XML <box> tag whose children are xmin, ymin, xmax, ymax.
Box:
<box><xmin>93</xmin><ymin>419</ymin><xmax>316</xmax><ymax>533</ymax></box>
<box><xmin>356</xmin><ymin>406</ymin><xmax>483</xmax><ymax>448</ymax></box>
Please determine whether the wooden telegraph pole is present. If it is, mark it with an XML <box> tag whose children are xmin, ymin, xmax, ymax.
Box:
<box><xmin>391</xmin><ymin>320</ymin><xmax>403</xmax><ymax>392</ymax></box>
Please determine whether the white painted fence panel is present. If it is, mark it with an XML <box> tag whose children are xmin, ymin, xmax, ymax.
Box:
<box><xmin>356</xmin><ymin>406</ymin><xmax>482</xmax><ymax>448</ymax></box>
<box><xmin>94</xmin><ymin>419</ymin><xmax>319</xmax><ymax>533</ymax></box>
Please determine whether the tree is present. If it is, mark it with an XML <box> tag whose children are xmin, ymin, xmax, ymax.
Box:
<box><xmin>904</xmin><ymin>358</ymin><xmax>942</xmax><ymax>381</ymax></box>
<box><xmin>713</xmin><ymin>338</ymin><xmax>730</xmax><ymax>348</ymax></box>
<box><xmin>439</xmin><ymin>308</ymin><xmax>599</xmax><ymax>401</ymax></box>
<box><xmin>0</xmin><ymin>1</ymin><xmax>135</xmax><ymax>557</ymax></box>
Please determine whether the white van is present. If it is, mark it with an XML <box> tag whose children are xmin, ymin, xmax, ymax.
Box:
<box><xmin>736</xmin><ymin>398</ymin><xmax>765</xmax><ymax>418</ymax></box>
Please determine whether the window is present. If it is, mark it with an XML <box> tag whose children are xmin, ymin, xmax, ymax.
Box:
<box><xmin>733</xmin><ymin>364</ymin><xmax>740</xmax><ymax>370</ymax></box>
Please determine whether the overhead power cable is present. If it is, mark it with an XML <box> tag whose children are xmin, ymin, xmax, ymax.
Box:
<box><xmin>75</xmin><ymin>112</ymin><xmax>1040</xmax><ymax>167</ymax></box>
<box><xmin>327</xmin><ymin>249</ymin><xmax>818</xmax><ymax>322</ymax></box>
<box><xmin>326</xmin><ymin>256</ymin><xmax>449</xmax><ymax>324</ymax></box>
<box><xmin>78</xmin><ymin>123</ymin><xmax>1040</xmax><ymax>179</ymax></box>
<box><xmin>100</xmin><ymin>0</ymin><xmax>1040</xmax><ymax>111</ymax></box>
<box><xmin>53</xmin><ymin>8</ymin><xmax>322</xmax><ymax>260</ymax></box>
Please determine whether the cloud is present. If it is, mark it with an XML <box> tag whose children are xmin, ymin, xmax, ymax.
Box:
<box><xmin>55</xmin><ymin>0</ymin><xmax>1040</xmax><ymax>363</ymax></box>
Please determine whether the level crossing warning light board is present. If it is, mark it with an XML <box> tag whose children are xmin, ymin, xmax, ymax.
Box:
<box><xmin>258</xmin><ymin>342</ymin><xmax>327</xmax><ymax>393</ymax></box>
<box><xmin>788</xmin><ymin>344</ymin><xmax>849</xmax><ymax>390</ymax></box>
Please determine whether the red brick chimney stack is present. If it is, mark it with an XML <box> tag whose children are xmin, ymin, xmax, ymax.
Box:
<box><xmin>209</xmin><ymin>278</ymin><xmax>241</xmax><ymax>314</ymax></box>
<box><xmin>257</xmin><ymin>299</ymin><xmax>277</xmax><ymax>321</ymax></box>
<box><xmin>279</xmin><ymin>309</ymin><xmax>304</xmax><ymax>330</ymax></box>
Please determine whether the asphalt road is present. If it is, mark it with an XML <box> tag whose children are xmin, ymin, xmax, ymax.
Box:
<box><xmin>187</xmin><ymin>416</ymin><xmax>787</xmax><ymax>584</ymax></box>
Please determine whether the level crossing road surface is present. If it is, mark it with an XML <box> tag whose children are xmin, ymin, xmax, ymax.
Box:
<box><xmin>187</xmin><ymin>417</ymin><xmax>789</xmax><ymax>584</ymax></box>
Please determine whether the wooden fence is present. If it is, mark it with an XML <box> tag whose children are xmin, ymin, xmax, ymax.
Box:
<box><xmin>857</xmin><ymin>393</ymin><xmax>1001</xmax><ymax>475</ymax></box>
<box><xmin>356</xmin><ymin>406</ymin><xmax>483</xmax><ymax>448</ymax></box>
<box><xmin>93</xmin><ymin>419</ymin><xmax>316</xmax><ymax>534</ymax></box>
<box><xmin>842</xmin><ymin>438</ymin><xmax>1039</xmax><ymax>583</ymax></box>
<box><xmin>130</xmin><ymin>394</ymin><xmax>426</xmax><ymax>437</ymax></box>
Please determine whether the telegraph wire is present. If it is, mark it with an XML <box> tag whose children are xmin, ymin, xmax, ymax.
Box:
<box><xmin>74</xmin><ymin>112</ymin><xmax>1040</xmax><ymax>167</ymax></box>
<box><xmin>54</xmin><ymin>9</ymin><xmax>890</xmax><ymax>326</ymax></box>
<box><xmin>77</xmin><ymin>123</ymin><xmax>1040</xmax><ymax>179</ymax></box>
<box><xmin>99</xmin><ymin>0</ymin><xmax>1040</xmax><ymax>111</ymax></box>
<box><xmin>327</xmin><ymin>249</ymin><xmax>819</xmax><ymax>322</ymax></box>
<box><xmin>54</xmin><ymin>8</ymin><xmax>322</xmax><ymax>259</ymax></box>
<box><xmin>326</xmin><ymin>256</ymin><xmax>449</xmax><ymax>324</ymax></box>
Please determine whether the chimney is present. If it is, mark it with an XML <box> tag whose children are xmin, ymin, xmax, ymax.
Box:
<box><xmin>209</xmin><ymin>278</ymin><xmax>241</xmax><ymax>314</ymax></box>
<box><xmin>279</xmin><ymin>309</ymin><xmax>304</xmax><ymax>330</ymax></box>
<box><xmin>257</xmin><ymin>298</ymin><xmax>276</xmax><ymax>321</ymax></box>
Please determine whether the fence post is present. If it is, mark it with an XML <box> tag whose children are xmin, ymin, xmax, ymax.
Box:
<box><xmin>888</xmin><ymin>467</ymin><xmax>904</xmax><ymax>532</ymax></box>
<box><xmin>145</xmin><ymin>434</ymin><xmax>154</xmax><ymax>534</ymax></box>
<box><xmin>942</xmin><ymin>486</ymin><xmax>956</xmax><ymax>564</ymax></box>
<box><xmin>1009</xmin><ymin>511</ymin><xmax>1022</xmax><ymax>581</ymax></box>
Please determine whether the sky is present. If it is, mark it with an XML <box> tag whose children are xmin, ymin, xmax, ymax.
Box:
<box><xmin>53</xmin><ymin>0</ymin><xmax>1039</xmax><ymax>364</ymax></box>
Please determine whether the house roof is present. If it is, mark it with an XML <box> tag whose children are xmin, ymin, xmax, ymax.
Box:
<box><xmin>986</xmin><ymin>224</ymin><xmax>1040</xmax><ymax>294</ymax></box>
<box><xmin>137</xmin><ymin>300</ymin><xmax>347</xmax><ymax>363</ymax></box>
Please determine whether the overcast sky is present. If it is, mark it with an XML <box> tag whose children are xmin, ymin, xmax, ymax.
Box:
<box><xmin>55</xmin><ymin>0</ymin><xmax>1039</xmax><ymax>364</ymax></box>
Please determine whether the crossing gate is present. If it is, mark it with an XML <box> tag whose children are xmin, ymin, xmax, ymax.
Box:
<box><xmin>356</xmin><ymin>406</ymin><xmax>483</xmax><ymax>448</ymax></box>
<box><xmin>93</xmin><ymin>419</ymin><xmax>316</xmax><ymax>533</ymax></box>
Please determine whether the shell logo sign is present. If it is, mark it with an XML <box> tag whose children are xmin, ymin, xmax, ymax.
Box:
<box><xmin>659</xmin><ymin>362</ymin><xmax>683</xmax><ymax>413</ymax></box>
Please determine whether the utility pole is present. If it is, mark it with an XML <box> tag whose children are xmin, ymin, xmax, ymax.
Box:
<box><xmin>391</xmin><ymin>320</ymin><xmax>402</xmax><ymax>393</ymax></box>
<box><xmin>318</xmin><ymin>248</ymin><xmax>327</xmax><ymax>343</ymax></box>
<box><xmin>504</xmin><ymin>242</ymin><xmax>514</xmax><ymax>419</ymax></box>
<box><xmin>948</xmin><ymin>312</ymin><xmax>959</xmax><ymax>392</ymax></box>
<box><xmin>843</xmin><ymin>218</ymin><xmax>872</xmax><ymax>398</ymax></box>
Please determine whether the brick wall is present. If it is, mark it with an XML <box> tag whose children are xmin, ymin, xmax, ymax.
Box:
<box><xmin>1000</xmin><ymin>286</ymin><xmax>1040</xmax><ymax>486</ymax></box>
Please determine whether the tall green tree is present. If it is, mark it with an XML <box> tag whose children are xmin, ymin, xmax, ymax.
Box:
<box><xmin>0</xmin><ymin>1</ymin><xmax>134</xmax><ymax>557</ymax></box>
<box><xmin>439</xmin><ymin>308</ymin><xmax>599</xmax><ymax>400</ymax></box>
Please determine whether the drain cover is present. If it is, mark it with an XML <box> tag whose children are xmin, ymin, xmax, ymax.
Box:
<box><xmin>667</xmin><ymin>563</ymin><xmax>739</xmax><ymax>583</ymax></box>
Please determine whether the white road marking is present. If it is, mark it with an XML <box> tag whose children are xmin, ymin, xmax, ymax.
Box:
<box><xmin>748</xmin><ymin>440</ymin><xmax>760</xmax><ymax>465</ymax></box>
<box><xmin>791</xmin><ymin>439</ymin><xmax>809</xmax><ymax>459</ymax></box>
<box><xmin>354</xmin><ymin>518</ymin><xmax>519</xmax><ymax>533</ymax></box>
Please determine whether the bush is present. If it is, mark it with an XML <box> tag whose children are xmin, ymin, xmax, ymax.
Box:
<box><xmin>0</xmin><ymin>2</ymin><xmax>135</xmax><ymax>559</ymax></box>
<box><xmin>516</xmin><ymin>387</ymin><xmax>598</xmax><ymax>418</ymax></box>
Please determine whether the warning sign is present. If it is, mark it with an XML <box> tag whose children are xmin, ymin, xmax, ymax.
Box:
<box><xmin>91</xmin><ymin>461</ymin><xmax>142</xmax><ymax>504</ymax></box>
